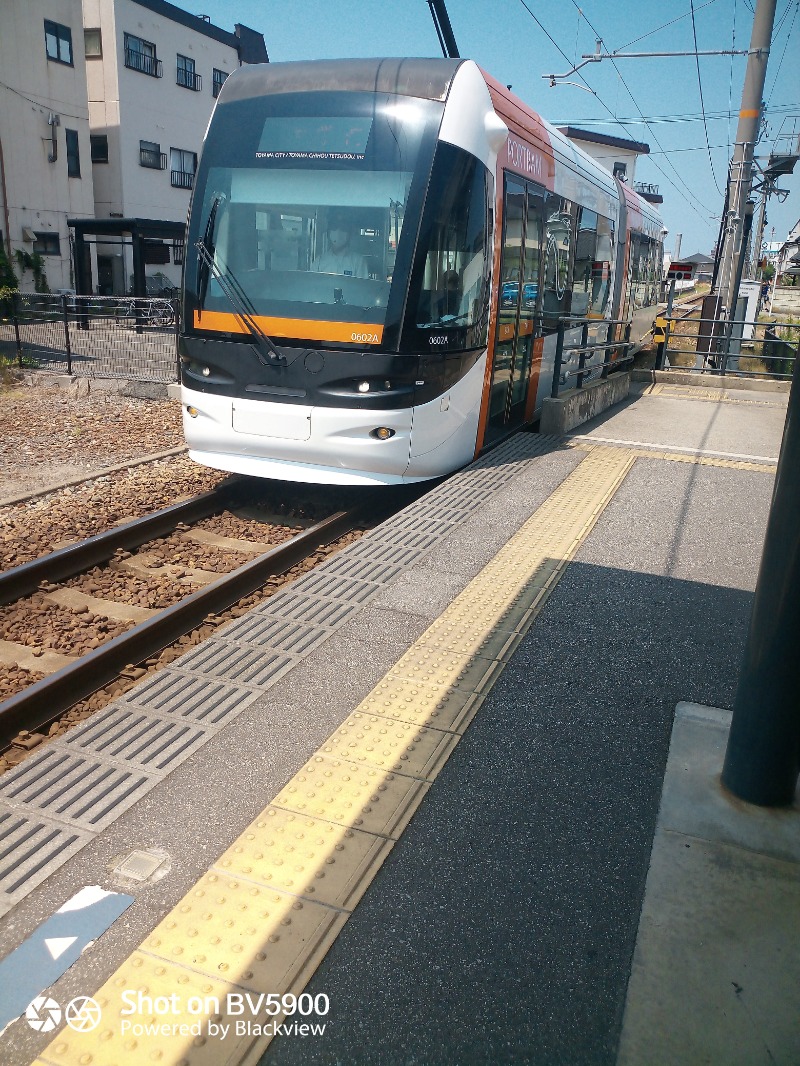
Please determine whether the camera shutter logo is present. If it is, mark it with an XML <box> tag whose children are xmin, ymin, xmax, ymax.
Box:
<box><xmin>25</xmin><ymin>997</ymin><xmax>62</xmax><ymax>1032</ymax></box>
<box><xmin>65</xmin><ymin>996</ymin><xmax>102</xmax><ymax>1032</ymax></box>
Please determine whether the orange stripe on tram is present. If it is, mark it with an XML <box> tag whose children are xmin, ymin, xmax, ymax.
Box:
<box><xmin>193</xmin><ymin>310</ymin><xmax>384</xmax><ymax>345</ymax></box>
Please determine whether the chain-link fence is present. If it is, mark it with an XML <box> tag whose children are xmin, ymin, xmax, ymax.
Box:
<box><xmin>0</xmin><ymin>294</ymin><xmax>180</xmax><ymax>383</ymax></box>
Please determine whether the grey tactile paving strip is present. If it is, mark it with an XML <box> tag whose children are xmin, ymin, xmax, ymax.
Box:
<box><xmin>0</xmin><ymin>748</ymin><xmax>156</xmax><ymax>831</ymax></box>
<box><xmin>119</xmin><ymin>671</ymin><xmax>262</xmax><ymax>730</ymax></box>
<box><xmin>171</xmin><ymin>643</ymin><xmax>298</xmax><ymax>686</ymax></box>
<box><xmin>0</xmin><ymin>804</ymin><xmax>91</xmax><ymax>917</ymax></box>
<box><xmin>253</xmin><ymin>590</ymin><xmax>371</xmax><ymax>625</ymax></box>
<box><xmin>62</xmin><ymin>705</ymin><xmax>208</xmax><ymax>773</ymax></box>
<box><xmin>214</xmin><ymin>614</ymin><xmax>332</xmax><ymax>656</ymax></box>
<box><xmin>0</xmin><ymin>432</ymin><xmax>566</xmax><ymax>914</ymax></box>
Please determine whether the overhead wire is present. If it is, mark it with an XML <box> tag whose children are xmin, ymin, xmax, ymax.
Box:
<box><xmin>516</xmin><ymin>0</ymin><xmax>712</xmax><ymax>223</ymax></box>
<box><xmin>617</xmin><ymin>0</ymin><xmax>720</xmax><ymax>52</ymax></box>
<box><xmin>765</xmin><ymin>0</ymin><xmax>799</xmax><ymax>105</ymax></box>
<box><xmin>690</xmin><ymin>0</ymin><xmax>725</xmax><ymax>194</ymax></box>
<box><xmin>563</xmin><ymin>0</ymin><xmax>719</xmax><ymax>222</ymax></box>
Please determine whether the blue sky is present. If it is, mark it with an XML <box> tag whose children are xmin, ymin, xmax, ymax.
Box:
<box><xmin>174</xmin><ymin>0</ymin><xmax>799</xmax><ymax>258</ymax></box>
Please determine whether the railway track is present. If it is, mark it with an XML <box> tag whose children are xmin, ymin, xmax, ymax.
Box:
<box><xmin>0</xmin><ymin>480</ymin><xmax>396</xmax><ymax>762</ymax></box>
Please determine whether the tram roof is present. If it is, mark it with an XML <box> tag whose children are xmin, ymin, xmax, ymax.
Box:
<box><xmin>218</xmin><ymin>58</ymin><xmax>463</xmax><ymax>103</ymax></box>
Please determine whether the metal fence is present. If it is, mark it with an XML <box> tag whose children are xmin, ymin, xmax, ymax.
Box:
<box><xmin>0</xmin><ymin>293</ymin><xmax>180</xmax><ymax>383</ymax></box>
<box><xmin>658</xmin><ymin>309</ymin><xmax>798</xmax><ymax>379</ymax></box>
<box><xmin>551</xmin><ymin>316</ymin><xmax>634</xmax><ymax>397</ymax></box>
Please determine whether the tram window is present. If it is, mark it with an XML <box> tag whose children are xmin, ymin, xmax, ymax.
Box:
<box><xmin>409</xmin><ymin>142</ymin><xmax>490</xmax><ymax>346</ymax></box>
<box><xmin>571</xmin><ymin>208</ymin><xmax>597</xmax><ymax>318</ymax></box>
<box><xmin>542</xmin><ymin>197</ymin><xmax>573</xmax><ymax>333</ymax></box>
<box><xmin>591</xmin><ymin>217</ymin><xmax>614</xmax><ymax>318</ymax></box>
<box><xmin>188</xmin><ymin>90</ymin><xmax>439</xmax><ymax>331</ymax></box>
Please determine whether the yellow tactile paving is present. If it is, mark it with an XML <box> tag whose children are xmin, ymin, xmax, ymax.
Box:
<box><xmin>141</xmin><ymin>874</ymin><xmax>348</xmax><ymax>994</ymax></box>
<box><xmin>359</xmin><ymin>674</ymin><xmax>484</xmax><ymax>733</ymax></box>
<box><xmin>568</xmin><ymin>439</ymin><xmax>776</xmax><ymax>472</ymax></box>
<box><xmin>271</xmin><ymin>755</ymin><xmax>430</xmax><ymax>838</ymax></box>
<box><xmin>319</xmin><ymin>710</ymin><xmax>459</xmax><ymax>780</ymax></box>
<box><xmin>215</xmin><ymin>807</ymin><xmax>395</xmax><ymax>911</ymax></box>
<box><xmin>657</xmin><ymin>384</ymin><xmax>786</xmax><ymax>406</ymax></box>
<box><xmin>34</xmin><ymin>446</ymin><xmax>634</xmax><ymax>1066</ymax></box>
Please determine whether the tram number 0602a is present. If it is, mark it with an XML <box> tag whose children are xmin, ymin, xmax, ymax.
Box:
<box><xmin>428</xmin><ymin>335</ymin><xmax>447</xmax><ymax>345</ymax></box>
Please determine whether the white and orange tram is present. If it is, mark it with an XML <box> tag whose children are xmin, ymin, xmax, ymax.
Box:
<box><xmin>180</xmin><ymin>58</ymin><xmax>663</xmax><ymax>485</ymax></box>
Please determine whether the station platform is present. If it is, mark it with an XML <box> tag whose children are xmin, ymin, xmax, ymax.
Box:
<box><xmin>0</xmin><ymin>378</ymin><xmax>797</xmax><ymax>1066</ymax></box>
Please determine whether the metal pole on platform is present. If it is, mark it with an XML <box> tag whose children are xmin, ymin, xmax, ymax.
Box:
<box><xmin>721</xmin><ymin>351</ymin><xmax>800</xmax><ymax>806</ymax></box>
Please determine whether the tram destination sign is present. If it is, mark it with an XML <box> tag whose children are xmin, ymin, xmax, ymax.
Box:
<box><xmin>666</xmin><ymin>261</ymin><xmax>696</xmax><ymax>280</ymax></box>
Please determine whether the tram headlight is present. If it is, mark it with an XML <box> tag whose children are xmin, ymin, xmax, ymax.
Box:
<box><xmin>370</xmin><ymin>427</ymin><xmax>395</xmax><ymax>440</ymax></box>
<box><xmin>201</xmin><ymin>366</ymin><xmax>211</xmax><ymax>377</ymax></box>
<box><xmin>358</xmin><ymin>381</ymin><xmax>370</xmax><ymax>393</ymax></box>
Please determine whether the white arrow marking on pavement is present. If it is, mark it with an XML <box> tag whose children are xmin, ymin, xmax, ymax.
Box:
<box><xmin>44</xmin><ymin>937</ymin><xmax>78</xmax><ymax>960</ymax></box>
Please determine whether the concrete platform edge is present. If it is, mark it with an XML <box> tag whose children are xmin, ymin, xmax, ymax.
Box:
<box><xmin>631</xmin><ymin>368</ymin><xmax>791</xmax><ymax>393</ymax></box>
<box><xmin>540</xmin><ymin>372</ymin><xmax>630</xmax><ymax>434</ymax></box>
<box><xmin>616</xmin><ymin>701</ymin><xmax>800</xmax><ymax>1066</ymax></box>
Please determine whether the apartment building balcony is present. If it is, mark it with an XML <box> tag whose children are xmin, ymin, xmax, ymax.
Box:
<box><xmin>177</xmin><ymin>67</ymin><xmax>202</xmax><ymax>91</ymax></box>
<box><xmin>125</xmin><ymin>49</ymin><xmax>162</xmax><ymax>78</ymax></box>
<box><xmin>171</xmin><ymin>170</ymin><xmax>194</xmax><ymax>189</ymax></box>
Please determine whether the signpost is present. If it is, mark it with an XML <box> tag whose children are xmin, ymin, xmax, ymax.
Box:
<box><xmin>655</xmin><ymin>262</ymin><xmax>697</xmax><ymax>368</ymax></box>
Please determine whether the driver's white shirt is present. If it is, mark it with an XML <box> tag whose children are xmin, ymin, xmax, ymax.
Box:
<box><xmin>312</xmin><ymin>249</ymin><xmax>369</xmax><ymax>278</ymax></box>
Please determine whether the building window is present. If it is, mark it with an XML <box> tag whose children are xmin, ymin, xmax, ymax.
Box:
<box><xmin>44</xmin><ymin>20</ymin><xmax>73</xmax><ymax>65</ymax></box>
<box><xmin>66</xmin><ymin>129</ymin><xmax>81</xmax><ymax>177</ymax></box>
<box><xmin>170</xmin><ymin>148</ymin><xmax>196</xmax><ymax>189</ymax></box>
<box><xmin>84</xmin><ymin>28</ymin><xmax>102</xmax><ymax>58</ymax></box>
<box><xmin>177</xmin><ymin>54</ymin><xmax>202</xmax><ymax>91</ymax></box>
<box><xmin>33</xmin><ymin>232</ymin><xmax>61</xmax><ymax>256</ymax></box>
<box><xmin>124</xmin><ymin>33</ymin><xmax>162</xmax><ymax>78</ymax></box>
<box><xmin>90</xmin><ymin>134</ymin><xmax>108</xmax><ymax>163</ymax></box>
<box><xmin>212</xmin><ymin>68</ymin><xmax>228</xmax><ymax>98</ymax></box>
<box><xmin>140</xmin><ymin>140</ymin><xmax>166</xmax><ymax>169</ymax></box>
<box><xmin>173</xmin><ymin>238</ymin><xmax>185</xmax><ymax>265</ymax></box>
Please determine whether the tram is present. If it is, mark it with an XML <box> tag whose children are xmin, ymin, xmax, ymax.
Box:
<box><xmin>180</xmin><ymin>58</ymin><xmax>663</xmax><ymax>485</ymax></box>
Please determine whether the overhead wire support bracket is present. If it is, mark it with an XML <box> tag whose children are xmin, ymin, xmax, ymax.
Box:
<box><xmin>545</xmin><ymin>46</ymin><xmax>754</xmax><ymax>84</ymax></box>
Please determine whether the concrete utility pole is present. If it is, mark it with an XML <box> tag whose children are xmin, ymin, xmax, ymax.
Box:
<box><xmin>714</xmin><ymin>0</ymin><xmax>777</xmax><ymax>314</ymax></box>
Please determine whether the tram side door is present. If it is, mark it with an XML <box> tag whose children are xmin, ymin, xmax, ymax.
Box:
<box><xmin>486</xmin><ymin>177</ymin><xmax>544</xmax><ymax>440</ymax></box>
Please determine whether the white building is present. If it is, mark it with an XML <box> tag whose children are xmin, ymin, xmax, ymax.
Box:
<box><xmin>556</xmin><ymin>127</ymin><xmax>663</xmax><ymax>206</ymax></box>
<box><xmin>0</xmin><ymin>0</ymin><xmax>97</xmax><ymax>293</ymax></box>
<box><xmin>82</xmin><ymin>0</ymin><xmax>268</xmax><ymax>295</ymax></box>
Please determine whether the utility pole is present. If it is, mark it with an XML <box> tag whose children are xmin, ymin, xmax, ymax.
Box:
<box><xmin>714</xmin><ymin>0</ymin><xmax>777</xmax><ymax>317</ymax></box>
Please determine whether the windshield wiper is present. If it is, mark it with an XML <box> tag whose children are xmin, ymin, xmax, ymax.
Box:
<box><xmin>195</xmin><ymin>196</ymin><xmax>285</xmax><ymax>367</ymax></box>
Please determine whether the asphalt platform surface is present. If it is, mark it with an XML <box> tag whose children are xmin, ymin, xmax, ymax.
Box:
<box><xmin>0</xmin><ymin>377</ymin><xmax>793</xmax><ymax>1066</ymax></box>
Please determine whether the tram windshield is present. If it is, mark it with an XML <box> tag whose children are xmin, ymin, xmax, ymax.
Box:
<box><xmin>187</xmin><ymin>91</ymin><xmax>440</xmax><ymax>343</ymax></box>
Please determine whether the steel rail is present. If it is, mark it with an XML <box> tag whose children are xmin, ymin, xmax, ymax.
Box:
<box><xmin>0</xmin><ymin>506</ymin><xmax>365</xmax><ymax>747</ymax></box>
<box><xmin>0</xmin><ymin>479</ymin><xmax>242</xmax><ymax>607</ymax></box>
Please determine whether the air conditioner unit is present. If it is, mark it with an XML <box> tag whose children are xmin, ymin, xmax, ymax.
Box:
<box><xmin>22</xmin><ymin>226</ymin><xmax>36</xmax><ymax>242</ymax></box>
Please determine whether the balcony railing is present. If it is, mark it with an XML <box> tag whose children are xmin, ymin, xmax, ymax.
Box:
<box><xmin>125</xmin><ymin>49</ymin><xmax>162</xmax><ymax>78</ymax></box>
<box><xmin>171</xmin><ymin>170</ymin><xmax>194</xmax><ymax>189</ymax></box>
<box><xmin>140</xmin><ymin>148</ymin><xmax>167</xmax><ymax>170</ymax></box>
<box><xmin>177</xmin><ymin>67</ymin><xmax>202</xmax><ymax>91</ymax></box>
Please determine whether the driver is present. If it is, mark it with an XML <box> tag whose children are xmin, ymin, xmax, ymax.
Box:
<box><xmin>313</xmin><ymin>209</ymin><xmax>369</xmax><ymax>278</ymax></box>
